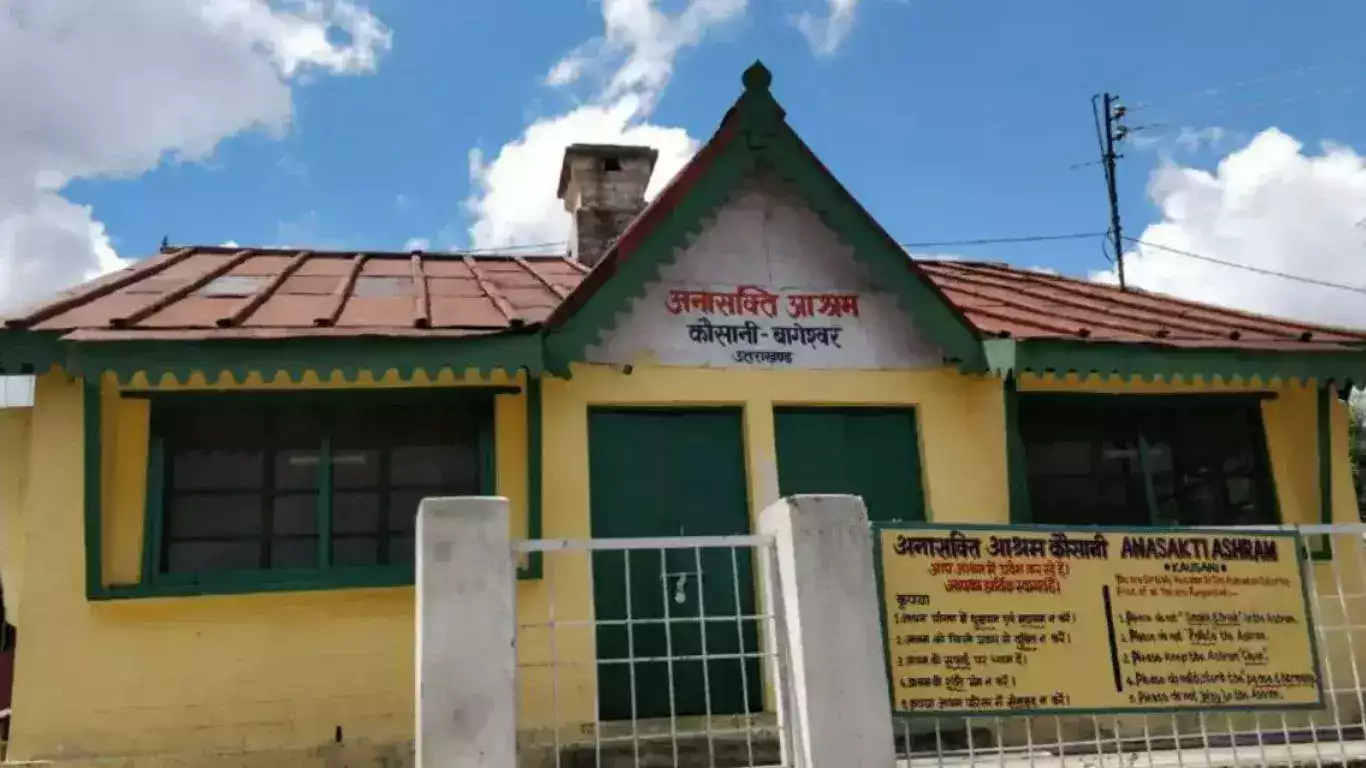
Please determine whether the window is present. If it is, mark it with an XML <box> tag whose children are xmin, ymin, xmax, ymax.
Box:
<box><xmin>149</xmin><ymin>393</ymin><xmax>492</xmax><ymax>589</ymax></box>
<box><xmin>1020</xmin><ymin>395</ymin><xmax>1277</xmax><ymax>528</ymax></box>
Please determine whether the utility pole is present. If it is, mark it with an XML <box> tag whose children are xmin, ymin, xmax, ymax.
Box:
<box><xmin>1095</xmin><ymin>93</ymin><xmax>1129</xmax><ymax>289</ymax></box>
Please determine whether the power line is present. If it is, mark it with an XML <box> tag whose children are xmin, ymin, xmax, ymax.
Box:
<box><xmin>1132</xmin><ymin>50</ymin><xmax>1366</xmax><ymax>112</ymax></box>
<box><xmin>1123</xmin><ymin>237</ymin><xmax>1366</xmax><ymax>296</ymax></box>
<box><xmin>453</xmin><ymin>241</ymin><xmax>568</xmax><ymax>255</ymax></box>
<box><xmin>901</xmin><ymin>232</ymin><xmax>1105</xmax><ymax>249</ymax></box>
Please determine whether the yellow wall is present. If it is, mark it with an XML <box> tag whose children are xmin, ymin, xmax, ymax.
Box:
<box><xmin>4</xmin><ymin>369</ymin><xmax>529</xmax><ymax>764</ymax></box>
<box><xmin>1</xmin><ymin>365</ymin><xmax>1360</xmax><ymax>764</ymax></box>
<box><xmin>0</xmin><ymin>406</ymin><xmax>30</xmax><ymax>624</ymax></box>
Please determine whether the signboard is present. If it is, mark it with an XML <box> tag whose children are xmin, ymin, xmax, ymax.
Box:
<box><xmin>666</xmin><ymin>284</ymin><xmax>858</xmax><ymax>367</ymax></box>
<box><xmin>875</xmin><ymin>524</ymin><xmax>1322</xmax><ymax>717</ymax></box>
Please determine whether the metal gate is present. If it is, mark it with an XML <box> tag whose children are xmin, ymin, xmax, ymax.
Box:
<box><xmin>892</xmin><ymin>524</ymin><xmax>1366</xmax><ymax>767</ymax></box>
<box><xmin>512</xmin><ymin>534</ymin><xmax>796</xmax><ymax>768</ymax></box>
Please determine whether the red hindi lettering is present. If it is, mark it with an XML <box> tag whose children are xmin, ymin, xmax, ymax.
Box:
<box><xmin>736</xmin><ymin>286</ymin><xmax>779</xmax><ymax>318</ymax></box>
<box><xmin>817</xmin><ymin>293</ymin><xmax>860</xmax><ymax>318</ymax></box>
<box><xmin>688</xmin><ymin>291</ymin><xmax>718</xmax><ymax>314</ymax></box>
<box><xmin>786</xmin><ymin>293</ymin><xmax>816</xmax><ymax>318</ymax></box>
<box><xmin>665</xmin><ymin>290</ymin><xmax>693</xmax><ymax>315</ymax></box>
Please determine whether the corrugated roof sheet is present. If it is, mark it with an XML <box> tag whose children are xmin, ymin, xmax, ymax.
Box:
<box><xmin>3</xmin><ymin>246</ymin><xmax>586</xmax><ymax>340</ymax></box>
<box><xmin>919</xmin><ymin>260</ymin><xmax>1366</xmax><ymax>350</ymax></box>
<box><xmin>6</xmin><ymin>247</ymin><xmax>1364</xmax><ymax>353</ymax></box>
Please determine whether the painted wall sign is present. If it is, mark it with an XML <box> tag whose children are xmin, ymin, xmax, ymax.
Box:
<box><xmin>875</xmin><ymin>524</ymin><xmax>1322</xmax><ymax>717</ymax></box>
<box><xmin>585</xmin><ymin>175</ymin><xmax>945</xmax><ymax>370</ymax></box>
<box><xmin>664</xmin><ymin>285</ymin><xmax>858</xmax><ymax>366</ymax></box>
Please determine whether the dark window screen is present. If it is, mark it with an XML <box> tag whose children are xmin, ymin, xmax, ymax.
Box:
<box><xmin>157</xmin><ymin>399</ymin><xmax>484</xmax><ymax>577</ymax></box>
<box><xmin>1020</xmin><ymin>397</ymin><xmax>1277</xmax><ymax>528</ymax></box>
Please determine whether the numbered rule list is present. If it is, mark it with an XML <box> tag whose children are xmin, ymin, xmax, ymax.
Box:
<box><xmin>878</xmin><ymin>526</ymin><xmax>1322</xmax><ymax>716</ymax></box>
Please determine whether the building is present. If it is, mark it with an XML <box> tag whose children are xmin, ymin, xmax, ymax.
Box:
<box><xmin>1</xmin><ymin>62</ymin><xmax>1365</xmax><ymax>766</ymax></box>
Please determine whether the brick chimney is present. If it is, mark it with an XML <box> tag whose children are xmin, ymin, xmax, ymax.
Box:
<box><xmin>557</xmin><ymin>144</ymin><xmax>659</xmax><ymax>267</ymax></box>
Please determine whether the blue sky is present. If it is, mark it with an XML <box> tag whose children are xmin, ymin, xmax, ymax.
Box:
<box><xmin>10</xmin><ymin>0</ymin><xmax>1366</xmax><ymax>325</ymax></box>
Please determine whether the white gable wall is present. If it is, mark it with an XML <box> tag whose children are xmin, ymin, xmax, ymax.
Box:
<box><xmin>585</xmin><ymin>174</ymin><xmax>945</xmax><ymax>370</ymax></box>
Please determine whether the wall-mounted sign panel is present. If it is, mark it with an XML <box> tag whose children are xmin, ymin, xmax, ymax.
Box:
<box><xmin>874</xmin><ymin>525</ymin><xmax>1322</xmax><ymax>717</ymax></box>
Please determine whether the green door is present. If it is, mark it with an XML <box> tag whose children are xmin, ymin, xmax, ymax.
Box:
<box><xmin>774</xmin><ymin>407</ymin><xmax>927</xmax><ymax>522</ymax></box>
<box><xmin>588</xmin><ymin>409</ymin><xmax>761</xmax><ymax>721</ymax></box>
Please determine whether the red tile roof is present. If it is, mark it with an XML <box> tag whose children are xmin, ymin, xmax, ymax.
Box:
<box><xmin>3</xmin><ymin>246</ymin><xmax>586</xmax><ymax>341</ymax></box>
<box><xmin>6</xmin><ymin>247</ymin><xmax>1364</xmax><ymax>353</ymax></box>
<box><xmin>920</xmin><ymin>260</ymin><xmax>1366</xmax><ymax>351</ymax></box>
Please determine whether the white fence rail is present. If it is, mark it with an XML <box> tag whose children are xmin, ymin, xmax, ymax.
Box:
<box><xmin>891</xmin><ymin>524</ymin><xmax>1366</xmax><ymax>767</ymax></box>
<box><xmin>420</xmin><ymin>500</ymin><xmax>1366</xmax><ymax>768</ymax></box>
<box><xmin>512</xmin><ymin>535</ymin><xmax>794</xmax><ymax>768</ymax></box>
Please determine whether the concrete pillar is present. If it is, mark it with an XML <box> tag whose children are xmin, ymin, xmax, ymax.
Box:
<box><xmin>416</xmin><ymin>496</ymin><xmax>516</xmax><ymax>768</ymax></box>
<box><xmin>759</xmin><ymin>495</ymin><xmax>895</xmax><ymax>768</ymax></box>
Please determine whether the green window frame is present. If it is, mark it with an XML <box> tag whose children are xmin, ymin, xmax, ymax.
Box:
<box><xmin>1014</xmin><ymin>394</ymin><xmax>1281</xmax><ymax>530</ymax></box>
<box><xmin>133</xmin><ymin>389</ymin><xmax>500</xmax><ymax>597</ymax></box>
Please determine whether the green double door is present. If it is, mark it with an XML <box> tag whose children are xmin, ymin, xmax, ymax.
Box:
<box><xmin>588</xmin><ymin>406</ymin><xmax>926</xmax><ymax>721</ymax></box>
<box><xmin>774</xmin><ymin>407</ymin><xmax>927</xmax><ymax>523</ymax></box>
<box><xmin>589</xmin><ymin>409</ymin><xmax>761</xmax><ymax>721</ymax></box>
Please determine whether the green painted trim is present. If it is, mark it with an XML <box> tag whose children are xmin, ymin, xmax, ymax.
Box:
<box><xmin>1019</xmin><ymin>392</ymin><xmax>1278</xmax><ymax>405</ymax></box>
<box><xmin>0</xmin><ymin>330</ymin><xmax>63</xmax><ymax>375</ymax></box>
<box><xmin>870</xmin><ymin>521</ymin><xmax>1325</xmax><ymax>718</ymax></box>
<box><xmin>545</xmin><ymin>69</ymin><xmax>986</xmax><ymax>373</ymax></box>
<box><xmin>987</xmin><ymin>337</ymin><xmax>1366</xmax><ymax>386</ymax></box>
<box><xmin>95</xmin><ymin>388</ymin><xmax>499</xmax><ymax>600</ymax></box>
<box><xmin>118</xmin><ymin>386</ymin><xmax>521</xmax><ymax>401</ymax></box>
<box><xmin>83</xmin><ymin>377</ymin><xmax>104</xmax><ymax>600</ymax></box>
<box><xmin>1312</xmin><ymin>384</ymin><xmax>1334</xmax><ymax>560</ymax></box>
<box><xmin>63</xmin><ymin>333</ymin><xmax>544</xmax><ymax>385</ymax></box>
<box><xmin>519</xmin><ymin>376</ymin><xmax>544</xmax><ymax>580</ymax></box>
<box><xmin>98</xmin><ymin>566</ymin><xmax>415</xmax><ymax>600</ymax></box>
<box><xmin>1002</xmin><ymin>377</ymin><xmax>1031</xmax><ymax>524</ymax></box>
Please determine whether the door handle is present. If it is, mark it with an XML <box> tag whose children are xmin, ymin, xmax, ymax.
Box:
<box><xmin>661</xmin><ymin>571</ymin><xmax>703</xmax><ymax>604</ymax></box>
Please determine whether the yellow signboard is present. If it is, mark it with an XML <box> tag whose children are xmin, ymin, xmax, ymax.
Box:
<box><xmin>875</xmin><ymin>525</ymin><xmax>1322</xmax><ymax>717</ymax></box>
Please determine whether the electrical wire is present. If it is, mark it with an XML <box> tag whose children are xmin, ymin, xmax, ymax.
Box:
<box><xmin>461</xmin><ymin>241</ymin><xmax>567</xmax><ymax>254</ymax></box>
<box><xmin>1131</xmin><ymin>50</ymin><xmax>1366</xmax><ymax>113</ymax></box>
<box><xmin>1123</xmin><ymin>237</ymin><xmax>1366</xmax><ymax>296</ymax></box>
<box><xmin>901</xmin><ymin>231</ymin><xmax>1106</xmax><ymax>249</ymax></box>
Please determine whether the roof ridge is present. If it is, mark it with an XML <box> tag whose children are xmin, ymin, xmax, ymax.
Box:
<box><xmin>158</xmin><ymin>244</ymin><xmax>569</xmax><ymax>260</ymax></box>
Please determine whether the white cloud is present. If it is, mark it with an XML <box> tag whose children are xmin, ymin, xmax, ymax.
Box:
<box><xmin>467</xmin><ymin>99</ymin><xmax>696</xmax><ymax>249</ymax></box>
<box><xmin>1094</xmin><ymin>128</ymin><xmax>1366</xmax><ymax>329</ymax></box>
<box><xmin>0</xmin><ymin>0</ymin><xmax>391</xmax><ymax>312</ymax></box>
<box><xmin>404</xmin><ymin>237</ymin><xmax>431</xmax><ymax>252</ymax></box>
<box><xmin>795</xmin><ymin>0</ymin><xmax>860</xmax><ymax>56</ymax></box>
<box><xmin>465</xmin><ymin>0</ymin><xmax>745</xmax><ymax>250</ymax></box>
<box><xmin>1131</xmin><ymin>125</ymin><xmax>1236</xmax><ymax>155</ymax></box>
<box><xmin>1174</xmin><ymin>126</ymin><xmax>1228</xmax><ymax>154</ymax></box>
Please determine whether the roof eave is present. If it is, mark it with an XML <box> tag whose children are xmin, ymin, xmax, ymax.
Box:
<box><xmin>0</xmin><ymin>327</ymin><xmax>547</xmax><ymax>384</ymax></box>
<box><xmin>986</xmin><ymin>336</ymin><xmax>1366</xmax><ymax>387</ymax></box>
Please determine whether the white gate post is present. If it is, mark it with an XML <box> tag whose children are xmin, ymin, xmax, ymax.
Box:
<box><xmin>416</xmin><ymin>497</ymin><xmax>516</xmax><ymax>768</ymax></box>
<box><xmin>759</xmin><ymin>495</ymin><xmax>895</xmax><ymax>768</ymax></box>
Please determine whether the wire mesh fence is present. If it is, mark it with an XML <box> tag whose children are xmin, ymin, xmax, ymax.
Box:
<box><xmin>892</xmin><ymin>525</ymin><xmax>1366</xmax><ymax>767</ymax></box>
<box><xmin>513</xmin><ymin>535</ymin><xmax>793</xmax><ymax>768</ymax></box>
